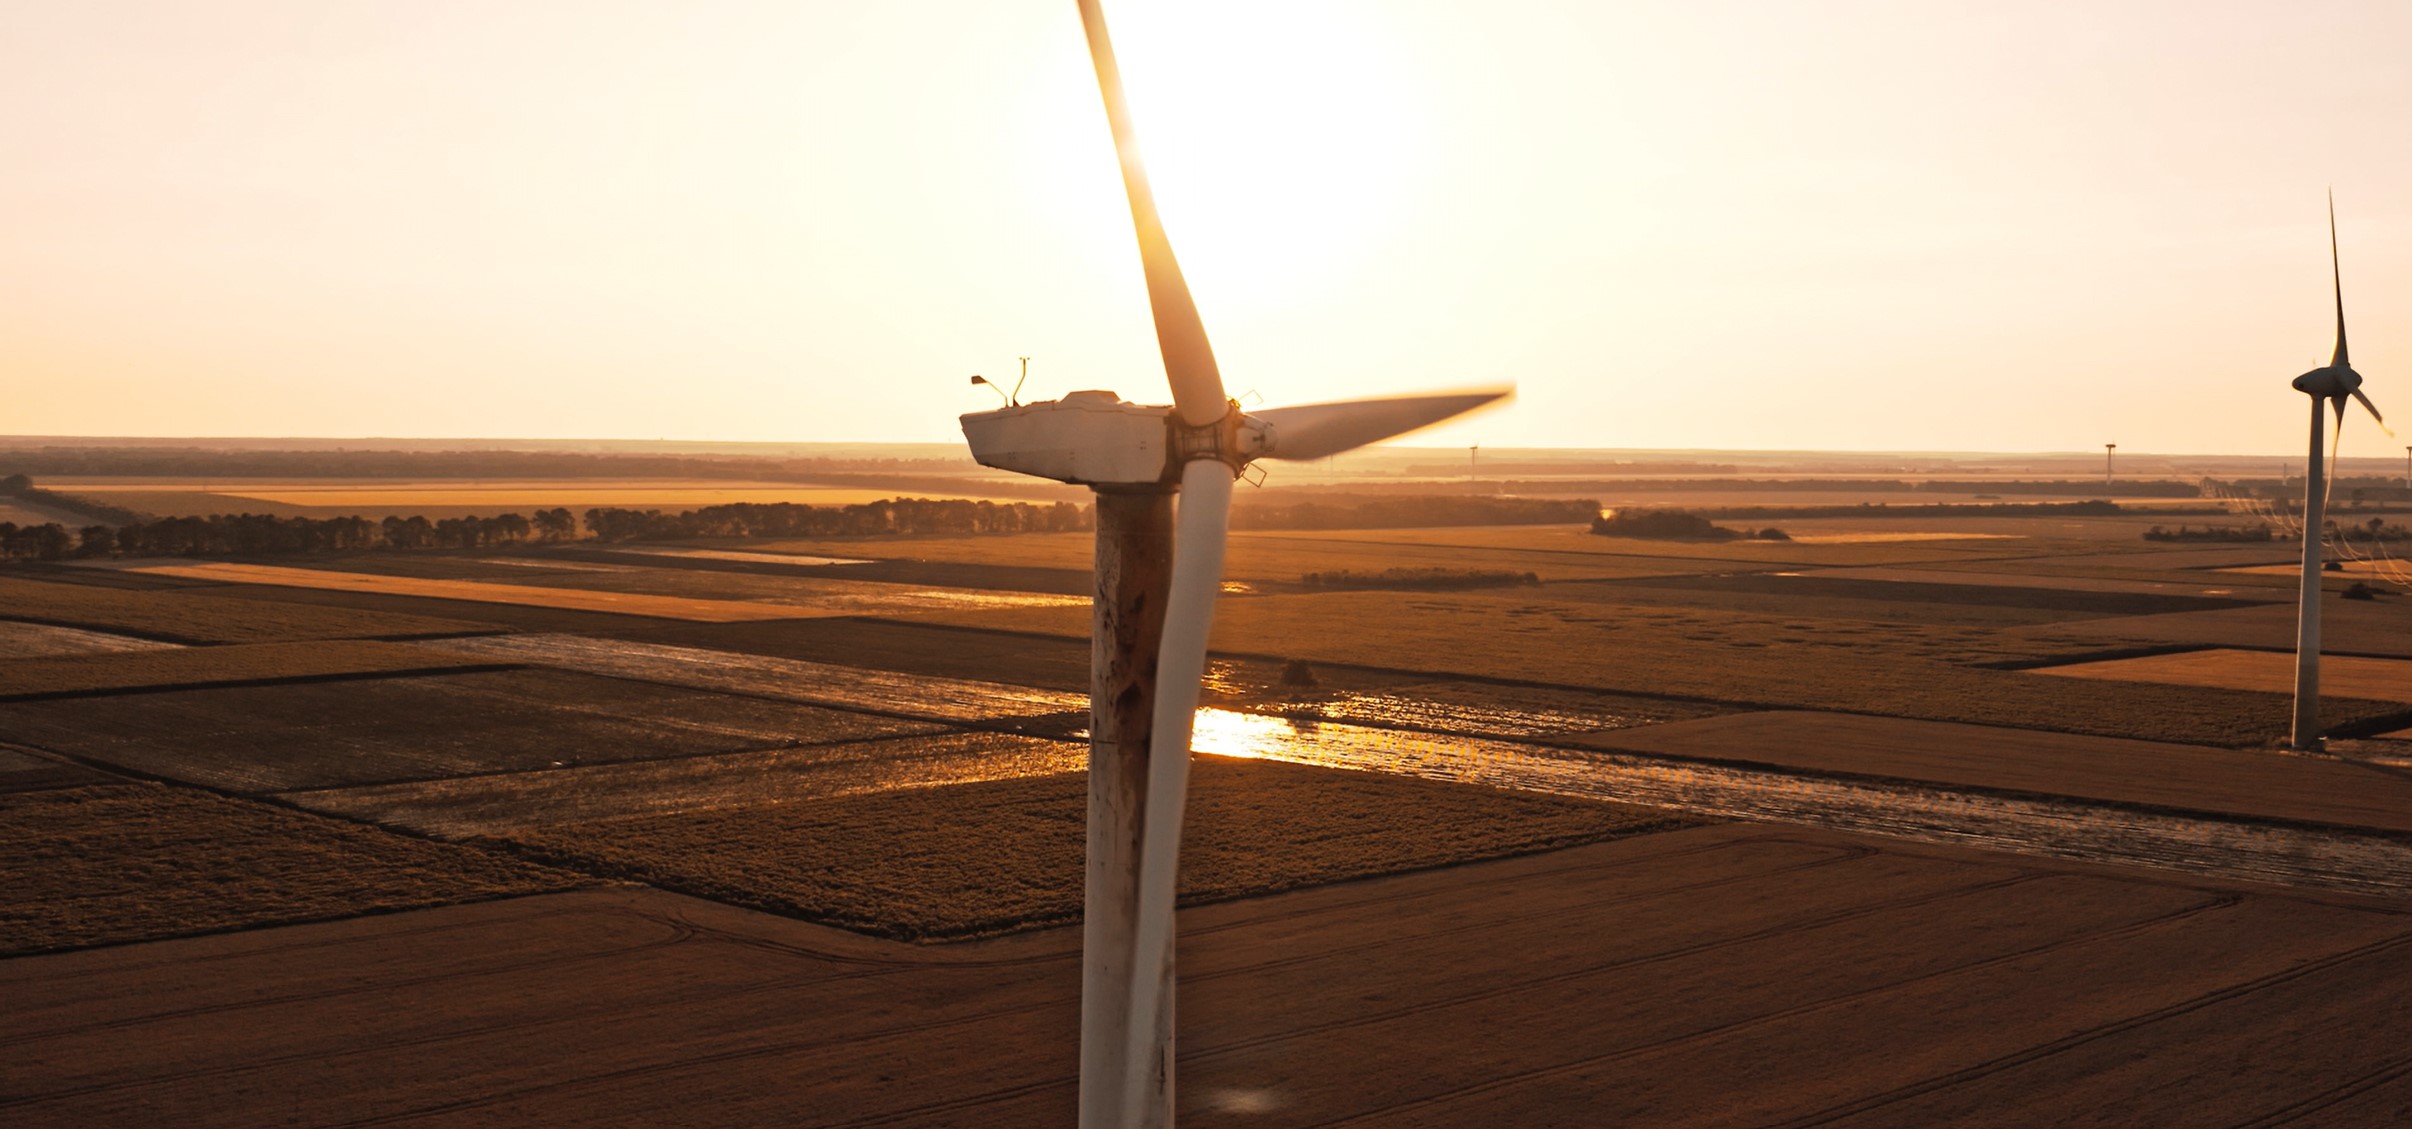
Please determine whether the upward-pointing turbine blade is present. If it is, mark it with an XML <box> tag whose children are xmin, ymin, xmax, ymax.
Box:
<box><xmin>1119</xmin><ymin>458</ymin><xmax>1234</xmax><ymax>1128</ymax></box>
<box><xmin>1074</xmin><ymin>0</ymin><xmax>1229</xmax><ymax>429</ymax></box>
<box><xmin>1253</xmin><ymin>387</ymin><xmax>1514</xmax><ymax>461</ymax></box>
<box><xmin>2330</xmin><ymin>189</ymin><xmax>2350</xmax><ymax>369</ymax></box>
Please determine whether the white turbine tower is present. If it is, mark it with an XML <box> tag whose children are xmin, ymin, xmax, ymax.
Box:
<box><xmin>2287</xmin><ymin>193</ymin><xmax>2388</xmax><ymax>750</ymax></box>
<box><xmin>957</xmin><ymin>3</ymin><xmax>1508</xmax><ymax>1125</ymax></box>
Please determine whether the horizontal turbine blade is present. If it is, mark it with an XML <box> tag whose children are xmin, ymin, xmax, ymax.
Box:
<box><xmin>1119</xmin><ymin>458</ymin><xmax>1234</xmax><ymax>1128</ymax></box>
<box><xmin>1253</xmin><ymin>387</ymin><xmax>1513</xmax><ymax>461</ymax></box>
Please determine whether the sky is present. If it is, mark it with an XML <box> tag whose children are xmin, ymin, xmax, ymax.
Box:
<box><xmin>4</xmin><ymin>0</ymin><xmax>2411</xmax><ymax>457</ymax></box>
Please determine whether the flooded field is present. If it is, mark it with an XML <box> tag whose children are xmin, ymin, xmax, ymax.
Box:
<box><xmin>415</xmin><ymin>630</ymin><xmax>2412</xmax><ymax>900</ymax></box>
<box><xmin>120</xmin><ymin>560</ymin><xmax>1086</xmax><ymax>622</ymax></box>
<box><xmin>419</xmin><ymin>633</ymin><xmax>1090</xmax><ymax>722</ymax></box>
<box><xmin>1188</xmin><ymin>709</ymin><xmax>2412</xmax><ymax>900</ymax></box>
<box><xmin>286</xmin><ymin>731</ymin><xmax>1077</xmax><ymax>838</ymax></box>
<box><xmin>0</xmin><ymin>622</ymin><xmax>180</xmax><ymax>660</ymax></box>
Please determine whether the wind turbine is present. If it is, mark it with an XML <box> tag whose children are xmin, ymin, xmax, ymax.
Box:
<box><xmin>2287</xmin><ymin>193</ymin><xmax>2388</xmax><ymax>750</ymax></box>
<box><xmin>957</xmin><ymin>3</ymin><xmax>1507</xmax><ymax>1124</ymax></box>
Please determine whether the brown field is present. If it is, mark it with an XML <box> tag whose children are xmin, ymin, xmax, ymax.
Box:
<box><xmin>417</xmin><ymin>634</ymin><xmax>1091</xmax><ymax>722</ymax></box>
<box><xmin>0</xmin><ymin>573</ymin><xmax>485</xmax><ymax>643</ymax></box>
<box><xmin>1541</xmin><ymin>577</ymin><xmax>2189</xmax><ymax>630</ymax></box>
<box><xmin>478</xmin><ymin>559</ymin><xmax>1090</xmax><ymax>613</ymax></box>
<box><xmin>0</xmin><ymin>747</ymin><xmax>110</xmax><ymax>793</ymax></box>
<box><xmin>2023</xmin><ymin>598</ymin><xmax>2412</xmax><ymax>660</ymax></box>
<box><xmin>0</xmin><ymin>640</ymin><xmax>501</xmax><ymax>701</ymax></box>
<box><xmin>13</xmin><ymin>480</ymin><xmax>2412</xmax><ymax>1125</ymax></box>
<box><xmin>2036</xmin><ymin>647</ymin><xmax>2412</xmax><ymax>704</ymax></box>
<box><xmin>14</xmin><ymin>826</ymin><xmax>2412</xmax><ymax>1127</ymax></box>
<box><xmin>2228</xmin><ymin>558</ymin><xmax>2412</xmax><ymax>578</ymax></box>
<box><xmin>284</xmin><ymin>731</ymin><xmax>1077</xmax><ymax>838</ymax></box>
<box><xmin>0</xmin><ymin>782</ymin><xmax>585</xmax><ymax>956</ymax></box>
<box><xmin>1811</xmin><ymin>564</ymin><xmax>2291</xmax><ymax>600</ymax></box>
<box><xmin>126</xmin><ymin>560</ymin><xmax>1086</xmax><ymax>622</ymax></box>
<box><xmin>1575</xmin><ymin>711</ymin><xmax>2412</xmax><ymax>833</ymax></box>
<box><xmin>122</xmin><ymin>562</ymin><xmax>824</xmax><ymax>621</ymax></box>
<box><xmin>594</xmin><ymin>545</ymin><xmax>870</xmax><ymax>567</ymax></box>
<box><xmin>762</xmin><ymin>529</ymin><xmax>1768</xmax><ymax>582</ymax></box>
<box><xmin>498</xmin><ymin>756</ymin><xmax>1693</xmax><ymax>941</ymax></box>
<box><xmin>1243</xmin><ymin>523</ymin><xmax>2057</xmax><ymax>565</ymax></box>
<box><xmin>0</xmin><ymin>622</ymin><xmax>178</xmax><ymax>660</ymax></box>
<box><xmin>900</xmin><ymin>591</ymin><xmax>2404</xmax><ymax>746</ymax></box>
<box><xmin>0</xmin><ymin>667</ymin><xmax>940</xmax><ymax>792</ymax></box>
<box><xmin>0</xmin><ymin>498</ymin><xmax>83</xmax><ymax>525</ymax></box>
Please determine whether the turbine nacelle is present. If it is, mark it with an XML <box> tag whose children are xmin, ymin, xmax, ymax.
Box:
<box><xmin>2293</xmin><ymin>365</ymin><xmax>2363</xmax><ymax>400</ymax></box>
<box><xmin>960</xmin><ymin>391</ymin><xmax>1270</xmax><ymax>487</ymax></box>
<box><xmin>961</xmin><ymin>387</ymin><xmax>1512</xmax><ymax>486</ymax></box>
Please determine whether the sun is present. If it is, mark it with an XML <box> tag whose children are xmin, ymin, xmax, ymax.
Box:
<box><xmin>1021</xmin><ymin>1</ymin><xmax>1426</xmax><ymax>310</ymax></box>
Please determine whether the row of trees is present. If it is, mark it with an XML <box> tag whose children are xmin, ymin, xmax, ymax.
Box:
<box><xmin>580</xmin><ymin>499</ymin><xmax>1091</xmax><ymax>542</ymax></box>
<box><xmin>0</xmin><ymin>498</ymin><xmax>1092</xmax><ymax>561</ymax></box>
<box><xmin>0</xmin><ymin>492</ymin><xmax>1606</xmax><ymax>563</ymax></box>
<box><xmin>0</xmin><ymin>509</ymin><xmax>582</xmax><ymax>561</ymax></box>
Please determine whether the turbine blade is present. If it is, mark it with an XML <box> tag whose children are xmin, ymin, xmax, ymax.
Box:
<box><xmin>1118</xmin><ymin>458</ymin><xmax>1233</xmax><ymax>1127</ymax></box>
<box><xmin>1253</xmin><ymin>387</ymin><xmax>1515</xmax><ymax>461</ymax></box>
<box><xmin>2353</xmin><ymin>388</ymin><xmax>2394</xmax><ymax>437</ymax></box>
<box><xmin>2325</xmin><ymin>397</ymin><xmax>2346</xmax><ymax>513</ymax></box>
<box><xmin>2330</xmin><ymin>190</ymin><xmax>2350</xmax><ymax>369</ymax></box>
<box><xmin>1075</xmin><ymin>1</ymin><xmax>1230</xmax><ymax>428</ymax></box>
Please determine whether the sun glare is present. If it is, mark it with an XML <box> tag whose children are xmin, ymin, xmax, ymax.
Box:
<box><xmin>1020</xmin><ymin>2</ymin><xmax>1425</xmax><ymax>309</ymax></box>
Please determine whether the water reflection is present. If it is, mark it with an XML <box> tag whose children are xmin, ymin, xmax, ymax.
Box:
<box><xmin>1191</xmin><ymin>708</ymin><xmax>2412</xmax><ymax>899</ymax></box>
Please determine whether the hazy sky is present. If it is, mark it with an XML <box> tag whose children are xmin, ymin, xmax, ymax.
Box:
<box><xmin>5</xmin><ymin>1</ymin><xmax>2410</xmax><ymax>457</ymax></box>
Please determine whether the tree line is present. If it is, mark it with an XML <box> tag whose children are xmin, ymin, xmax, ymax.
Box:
<box><xmin>0</xmin><ymin>484</ymin><xmax>1600</xmax><ymax>564</ymax></box>
<box><xmin>580</xmin><ymin>499</ymin><xmax>1091</xmax><ymax>542</ymax></box>
<box><xmin>0</xmin><ymin>499</ymin><xmax>1089</xmax><ymax>562</ymax></box>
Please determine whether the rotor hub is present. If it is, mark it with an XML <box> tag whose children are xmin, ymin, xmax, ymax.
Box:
<box><xmin>1170</xmin><ymin>400</ymin><xmax>1272</xmax><ymax>474</ymax></box>
<box><xmin>2294</xmin><ymin>365</ymin><xmax>2363</xmax><ymax>398</ymax></box>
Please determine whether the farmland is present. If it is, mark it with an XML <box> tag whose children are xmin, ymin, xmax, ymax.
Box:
<box><xmin>8</xmin><ymin>460</ymin><xmax>2412</xmax><ymax>1124</ymax></box>
<box><xmin>43</xmin><ymin>479</ymin><xmax>1035</xmax><ymax>520</ymax></box>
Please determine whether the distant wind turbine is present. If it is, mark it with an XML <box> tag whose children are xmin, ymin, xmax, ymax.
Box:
<box><xmin>2286</xmin><ymin>192</ymin><xmax>2390</xmax><ymax>750</ymax></box>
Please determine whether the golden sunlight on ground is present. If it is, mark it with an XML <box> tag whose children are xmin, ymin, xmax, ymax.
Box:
<box><xmin>1189</xmin><ymin>707</ymin><xmax>1300</xmax><ymax>761</ymax></box>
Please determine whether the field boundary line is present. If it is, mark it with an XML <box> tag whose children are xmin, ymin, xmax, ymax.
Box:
<box><xmin>0</xmin><ymin>662</ymin><xmax>526</xmax><ymax>705</ymax></box>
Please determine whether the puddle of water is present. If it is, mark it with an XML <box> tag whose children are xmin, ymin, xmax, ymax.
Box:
<box><xmin>1189</xmin><ymin>709</ymin><xmax>2412</xmax><ymax>899</ymax></box>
